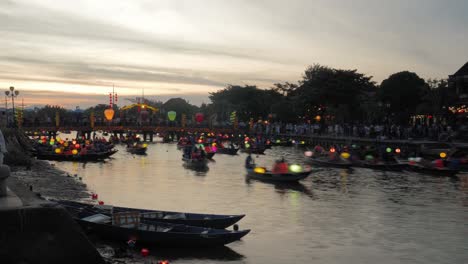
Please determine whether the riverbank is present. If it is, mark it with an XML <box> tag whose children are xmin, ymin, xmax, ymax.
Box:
<box><xmin>8</xmin><ymin>159</ymin><xmax>166</xmax><ymax>264</ymax></box>
<box><xmin>10</xmin><ymin>159</ymin><xmax>90</xmax><ymax>200</ymax></box>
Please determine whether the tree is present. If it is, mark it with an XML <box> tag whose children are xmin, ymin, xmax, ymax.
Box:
<box><xmin>292</xmin><ymin>64</ymin><xmax>376</xmax><ymax>123</ymax></box>
<box><xmin>378</xmin><ymin>71</ymin><xmax>428</xmax><ymax>124</ymax></box>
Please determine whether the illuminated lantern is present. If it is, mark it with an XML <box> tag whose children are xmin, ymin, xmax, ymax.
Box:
<box><xmin>254</xmin><ymin>167</ymin><xmax>266</xmax><ymax>174</ymax></box>
<box><xmin>289</xmin><ymin>164</ymin><xmax>302</xmax><ymax>173</ymax></box>
<box><xmin>315</xmin><ymin>115</ymin><xmax>321</xmax><ymax>122</ymax></box>
<box><xmin>142</xmin><ymin>143</ymin><xmax>148</xmax><ymax>148</ymax></box>
<box><xmin>98</xmin><ymin>201</ymin><xmax>104</xmax><ymax>205</ymax></box>
<box><xmin>395</xmin><ymin>148</ymin><xmax>401</xmax><ymax>154</ymax></box>
<box><xmin>440</xmin><ymin>152</ymin><xmax>447</xmax><ymax>158</ymax></box>
<box><xmin>340</xmin><ymin>152</ymin><xmax>350</xmax><ymax>159</ymax></box>
<box><xmin>104</xmin><ymin>108</ymin><xmax>115</xmax><ymax>121</ymax></box>
<box><xmin>195</xmin><ymin>113</ymin><xmax>204</xmax><ymax>123</ymax></box>
<box><xmin>304</xmin><ymin>151</ymin><xmax>313</xmax><ymax>157</ymax></box>
<box><xmin>75</xmin><ymin>144</ymin><xmax>80</xmax><ymax>149</ymax></box>
<box><xmin>55</xmin><ymin>148</ymin><xmax>61</xmax><ymax>154</ymax></box>
<box><xmin>72</xmin><ymin>140</ymin><xmax>77</xmax><ymax>145</ymax></box>
<box><xmin>365</xmin><ymin>155</ymin><xmax>374</xmax><ymax>161</ymax></box>
<box><xmin>386</xmin><ymin>147</ymin><xmax>392</xmax><ymax>153</ymax></box>
<box><xmin>167</xmin><ymin>111</ymin><xmax>177</xmax><ymax>121</ymax></box>
<box><xmin>212</xmin><ymin>146</ymin><xmax>217</xmax><ymax>152</ymax></box>
<box><xmin>141</xmin><ymin>248</ymin><xmax>149</xmax><ymax>257</ymax></box>
<box><xmin>49</xmin><ymin>141</ymin><xmax>54</xmax><ymax>146</ymax></box>
<box><xmin>64</xmin><ymin>142</ymin><xmax>69</xmax><ymax>147</ymax></box>
<box><xmin>72</xmin><ymin>149</ymin><xmax>78</xmax><ymax>155</ymax></box>
<box><xmin>330</xmin><ymin>147</ymin><xmax>336</xmax><ymax>153</ymax></box>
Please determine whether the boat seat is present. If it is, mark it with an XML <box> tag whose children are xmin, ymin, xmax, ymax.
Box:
<box><xmin>163</xmin><ymin>213</ymin><xmax>186</xmax><ymax>220</ymax></box>
<box><xmin>82</xmin><ymin>214</ymin><xmax>111</xmax><ymax>224</ymax></box>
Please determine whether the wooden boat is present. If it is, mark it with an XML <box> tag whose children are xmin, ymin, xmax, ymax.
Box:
<box><xmin>56</xmin><ymin>200</ymin><xmax>245</xmax><ymax>229</ymax></box>
<box><xmin>182</xmin><ymin>156</ymin><xmax>208</xmax><ymax>169</ymax></box>
<box><xmin>127</xmin><ymin>146</ymin><xmax>147</xmax><ymax>155</ymax></box>
<box><xmin>60</xmin><ymin>203</ymin><xmax>249</xmax><ymax>247</ymax></box>
<box><xmin>36</xmin><ymin>149</ymin><xmax>117</xmax><ymax>161</ymax></box>
<box><xmin>309</xmin><ymin>157</ymin><xmax>353</xmax><ymax>169</ymax></box>
<box><xmin>216</xmin><ymin>148</ymin><xmax>239</xmax><ymax>155</ymax></box>
<box><xmin>206</xmin><ymin>152</ymin><xmax>215</xmax><ymax>159</ymax></box>
<box><xmin>245</xmin><ymin>167</ymin><xmax>311</xmax><ymax>182</ymax></box>
<box><xmin>406</xmin><ymin>163</ymin><xmax>459</xmax><ymax>177</ymax></box>
<box><xmin>351</xmin><ymin>160</ymin><xmax>408</xmax><ymax>171</ymax></box>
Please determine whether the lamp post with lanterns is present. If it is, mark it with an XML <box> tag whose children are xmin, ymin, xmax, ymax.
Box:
<box><xmin>5</xmin><ymin>86</ymin><xmax>19</xmax><ymax>127</ymax></box>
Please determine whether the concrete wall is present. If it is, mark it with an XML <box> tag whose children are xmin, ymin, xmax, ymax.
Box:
<box><xmin>0</xmin><ymin>204</ymin><xmax>104</xmax><ymax>264</ymax></box>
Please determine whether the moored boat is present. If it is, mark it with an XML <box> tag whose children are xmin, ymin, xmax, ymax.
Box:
<box><xmin>59</xmin><ymin>202</ymin><xmax>249</xmax><ymax>247</ymax></box>
<box><xmin>36</xmin><ymin>149</ymin><xmax>117</xmax><ymax>161</ymax></box>
<box><xmin>309</xmin><ymin>157</ymin><xmax>353</xmax><ymax>169</ymax></box>
<box><xmin>216</xmin><ymin>147</ymin><xmax>239</xmax><ymax>155</ymax></box>
<box><xmin>56</xmin><ymin>200</ymin><xmax>245</xmax><ymax>229</ymax></box>
<box><xmin>406</xmin><ymin>163</ymin><xmax>459</xmax><ymax>177</ymax></box>
<box><xmin>127</xmin><ymin>145</ymin><xmax>147</xmax><ymax>155</ymax></box>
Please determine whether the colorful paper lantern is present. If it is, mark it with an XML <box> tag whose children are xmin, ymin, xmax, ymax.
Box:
<box><xmin>55</xmin><ymin>148</ymin><xmax>61</xmax><ymax>154</ymax></box>
<box><xmin>72</xmin><ymin>149</ymin><xmax>78</xmax><ymax>155</ymax></box>
<box><xmin>340</xmin><ymin>152</ymin><xmax>350</xmax><ymax>159</ymax></box>
<box><xmin>395</xmin><ymin>148</ymin><xmax>401</xmax><ymax>153</ymax></box>
<box><xmin>167</xmin><ymin>111</ymin><xmax>177</xmax><ymax>121</ymax></box>
<box><xmin>440</xmin><ymin>152</ymin><xmax>447</xmax><ymax>158</ymax></box>
<box><xmin>104</xmin><ymin>108</ymin><xmax>115</xmax><ymax>121</ymax></box>
<box><xmin>195</xmin><ymin>113</ymin><xmax>204</xmax><ymax>123</ymax></box>
<box><xmin>254</xmin><ymin>167</ymin><xmax>266</xmax><ymax>174</ymax></box>
<box><xmin>386</xmin><ymin>147</ymin><xmax>392</xmax><ymax>153</ymax></box>
<box><xmin>304</xmin><ymin>151</ymin><xmax>313</xmax><ymax>157</ymax></box>
<box><xmin>330</xmin><ymin>147</ymin><xmax>336</xmax><ymax>153</ymax></box>
<box><xmin>289</xmin><ymin>164</ymin><xmax>302</xmax><ymax>173</ymax></box>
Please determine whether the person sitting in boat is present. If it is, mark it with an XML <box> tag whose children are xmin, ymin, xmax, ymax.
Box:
<box><xmin>272</xmin><ymin>157</ymin><xmax>289</xmax><ymax>174</ymax></box>
<box><xmin>245</xmin><ymin>154</ymin><xmax>255</xmax><ymax>169</ymax></box>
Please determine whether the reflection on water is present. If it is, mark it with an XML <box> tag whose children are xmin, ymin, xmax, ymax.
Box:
<box><xmin>52</xmin><ymin>143</ymin><xmax>468</xmax><ymax>264</ymax></box>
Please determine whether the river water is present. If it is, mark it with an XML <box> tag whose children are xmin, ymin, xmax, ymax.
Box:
<box><xmin>51</xmin><ymin>137</ymin><xmax>468</xmax><ymax>264</ymax></box>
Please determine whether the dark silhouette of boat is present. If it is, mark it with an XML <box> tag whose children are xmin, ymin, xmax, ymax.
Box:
<box><xmin>309</xmin><ymin>157</ymin><xmax>353</xmax><ymax>169</ymax></box>
<box><xmin>406</xmin><ymin>163</ymin><xmax>459</xmax><ymax>177</ymax></box>
<box><xmin>216</xmin><ymin>148</ymin><xmax>239</xmax><ymax>155</ymax></box>
<box><xmin>126</xmin><ymin>145</ymin><xmax>147</xmax><ymax>155</ymax></box>
<box><xmin>36</xmin><ymin>149</ymin><xmax>117</xmax><ymax>161</ymax></box>
<box><xmin>245</xmin><ymin>167</ymin><xmax>311</xmax><ymax>182</ymax></box>
<box><xmin>60</xmin><ymin>203</ymin><xmax>249</xmax><ymax>247</ymax></box>
<box><xmin>56</xmin><ymin>200</ymin><xmax>245</xmax><ymax>229</ymax></box>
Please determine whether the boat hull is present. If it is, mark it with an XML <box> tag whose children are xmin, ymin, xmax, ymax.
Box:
<box><xmin>246</xmin><ymin>168</ymin><xmax>311</xmax><ymax>182</ymax></box>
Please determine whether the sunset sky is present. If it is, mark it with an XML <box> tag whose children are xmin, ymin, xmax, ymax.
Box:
<box><xmin>1</xmin><ymin>0</ymin><xmax>467</xmax><ymax>108</ymax></box>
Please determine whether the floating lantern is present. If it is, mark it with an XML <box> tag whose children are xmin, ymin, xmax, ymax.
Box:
<box><xmin>104</xmin><ymin>108</ymin><xmax>115</xmax><ymax>121</ymax></box>
<box><xmin>365</xmin><ymin>155</ymin><xmax>374</xmax><ymax>161</ymax></box>
<box><xmin>386</xmin><ymin>147</ymin><xmax>392</xmax><ymax>153</ymax></box>
<box><xmin>340</xmin><ymin>152</ymin><xmax>350</xmax><ymax>159</ymax></box>
<box><xmin>289</xmin><ymin>164</ymin><xmax>302</xmax><ymax>173</ymax></box>
<box><xmin>330</xmin><ymin>147</ymin><xmax>336</xmax><ymax>153</ymax></box>
<box><xmin>72</xmin><ymin>149</ymin><xmax>78</xmax><ymax>155</ymax></box>
<box><xmin>254</xmin><ymin>167</ymin><xmax>266</xmax><ymax>174</ymax></box>
<box><xmin>315</xmin><ymin>115</ymin><xmax>321</xmax><ymax>122</ymax></box>
<box><xmin>304</xmin><ymin>151</ymin><xmax>313</xmax><ymax>157</ymax></box>
<box><xmin>141</xmin><ymin>248</ymin><xmax>149</xmax><ymax>257</ymax></box>
<box><xmin>55</xmin><ymin>148</ymin><xmax>61</xmax><ymax>154</ymax></box>
<box><xmin>167</xmin><ymin>111</ymin><xmax>177</xmax><ymax>121</ymax></box>
<box><xmin>395</xmin><ymin>148</ymin><xmax>401</xmax><ymax>154</ymax></box>
<box><xmin>440</xmin><ymin>152</ymin><xmax>447</xmax><ymax>158</ymax></box>
<box><xmin>301</xmin><ymin>141</ymin><xmax>305</xmax><ymax>145</ymax></box>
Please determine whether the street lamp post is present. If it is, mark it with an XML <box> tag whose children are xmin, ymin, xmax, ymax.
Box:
<box><xmin>5</xmin><ymin>86</ymin><xmax>19</xmax><ymax>127</ymax></box>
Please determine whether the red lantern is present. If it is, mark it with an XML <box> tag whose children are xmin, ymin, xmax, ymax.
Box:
<box><xmin>141</xmin><ymin>248</ymin><xmax>149</xmax><ymax>257</ymax></box>
<box><xmin>195</xmin><ymin>113</ymin><xmax>204</xmax><ymax>123</ymax></box>
<box><xmin>98</xmin><ymin>201</ymin><xmax>104</xmax><ymax>205</ymax></box>
<box><xmin>91</xmin><ymin>193</ymin><xmax>98</xmax><ymax>200</ymax></box>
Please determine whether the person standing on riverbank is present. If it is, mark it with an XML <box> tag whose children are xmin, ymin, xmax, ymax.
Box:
<box><xmin>0</xmin><ymin>129</ymin><xmax>7</xmax><ymax>164</ymax></box>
